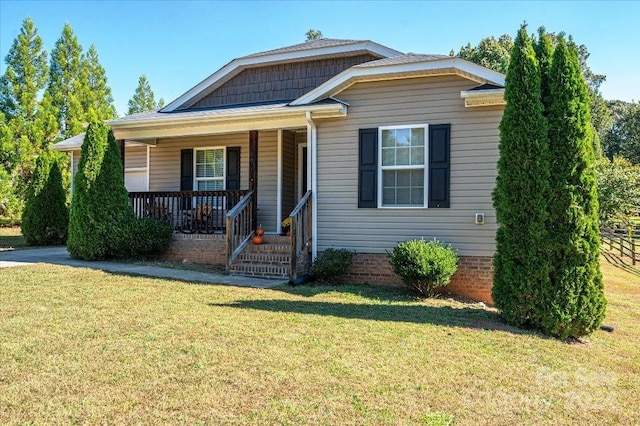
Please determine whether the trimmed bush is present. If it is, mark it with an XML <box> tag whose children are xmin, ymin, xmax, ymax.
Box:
<box><xmin>311</xmin><ymin>248</ymin><xmax>355</xmax><ymax>285</ymax></box>
<box><xmin>389</xmin><ymin>239</ymin><xmax>458</xmax><ymax>297</ymax></box>
<box><xmin>21</xmin><ymin>152</ymin><xmax>68</xmax><ymax>245</ymax></box>
<box><xmin>129</xmin><ymin>217</ymin><xmax>173</xmax><ymax>258</ymax></box>
<box><xmin>67</xmin><ymin>122</ymin><xmax>136</xmax><ymax>259</ymax></box>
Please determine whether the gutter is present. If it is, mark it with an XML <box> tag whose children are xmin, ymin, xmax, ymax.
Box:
<box><xmin>305</xmin><ymin>111</ymin><xmax>318</xmax><ymax>260</ymax></box>
<box><xmin>108</xmin><ymin>102</ymin><xmax>346</xmax><ymax>130</ymax></box>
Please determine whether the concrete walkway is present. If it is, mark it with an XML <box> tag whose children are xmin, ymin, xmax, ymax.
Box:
<box><xmin>0</xmin><ymin>247</ymin><xmax>286</xmax><ymax>289</ymax></box>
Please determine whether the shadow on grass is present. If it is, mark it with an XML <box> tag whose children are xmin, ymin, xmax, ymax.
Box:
<box><xmin>209</xmin><ymin>297</ymin><xmax>537</xmax><ymax>335</ymax></box>
<box><xmin>601</xmin><ymin>249</ymin><xmax>640</xmax><ymax>278</ymax></box>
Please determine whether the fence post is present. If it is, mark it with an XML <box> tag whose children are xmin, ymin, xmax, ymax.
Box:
<box><xmin>633</xmin><ymin>239</ymin><xmax>637</xmax><ymax>266</ymax></box>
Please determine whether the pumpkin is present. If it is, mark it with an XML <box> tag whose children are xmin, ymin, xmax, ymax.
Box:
<box><xmin>255</xmin><ymin>226</ymin><xmax>265</xmax><ymax>236</ymax></box>
<box><xmin>252</xmin><ymin>235</ymin><xmax>264</xmax><ymax>245</ymax></box>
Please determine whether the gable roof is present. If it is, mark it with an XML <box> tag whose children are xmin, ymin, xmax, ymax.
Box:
<box><xmin>290</xmin><ymin>55</ymin><xmax>505</xmax><ymax>105</ymax></box>
<box><xmin>239</xmin><ymin>38</ymin><xmax>364</xmax><ymax>58</ymax></box>
<box><xmin>162</xmin><ymin>38</ymin><xmax>402</xmax><ymax>112</ymax></box>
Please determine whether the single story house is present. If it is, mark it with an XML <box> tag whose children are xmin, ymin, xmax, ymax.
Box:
<box><xmin>54</xmin><ymin>38</ymin><xmax>505</xmax><ymax>303</ymax></box>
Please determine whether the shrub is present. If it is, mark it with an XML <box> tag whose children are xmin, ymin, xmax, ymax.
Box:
<box><xmin>129</xmin><ymin>217</ymin><xmax>173</xmax><ymax>258</ymax></box>
<box><xmin>21</xmin><ymin>152</ymin><xmax>68</xmax><ymax>245</ymax></box>
<box><xmin>389</xmin><ymin>239</ymin><xmax>458</xmax><ymax>297</ymax></box>
<box><xmin>311</xmin><ymin>248</ymin><xmax>355</xmax><ymax>284</ymax></box>
<box><xmin>68</xmin><ymin>122</ymin><xmax>136</xmax><ymax>259</ymax></box>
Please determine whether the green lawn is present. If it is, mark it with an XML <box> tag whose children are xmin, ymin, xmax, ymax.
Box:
<box><xmin>0</xmin><ymin>261</ymin><xmax>638</xmax><ymax>425</ymax></box>
<box><xmin>0</xmin><ymin>226</ymin><xmax>26</xmax><ymax>250</ymax></box>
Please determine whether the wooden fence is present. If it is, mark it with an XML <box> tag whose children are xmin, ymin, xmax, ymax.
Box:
<box><xmin>600</xmin><ymin>229</ymin><xmax>638</xmax><ymax>266</ymax></box>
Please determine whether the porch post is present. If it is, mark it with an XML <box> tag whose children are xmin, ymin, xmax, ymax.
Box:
<box><xmin>249</xmin><ymin>130</ymin><xmax>258</xmax><ymax>229</ymax></box>
<box><xmin>117</xmin><ymin>139</ymin><xmax>125</xmax><ymax>180</ymax></box>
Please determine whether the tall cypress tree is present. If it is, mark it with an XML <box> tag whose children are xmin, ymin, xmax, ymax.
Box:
<box><xmin>543</xmin><ymin>38</ymin><xmax>606</xmax><ymax>338</ymax></box>
<box><xmin>535</xmin><ymin>28</ymin><xmax>554</xmax><ymax>118</ymax></box>
<box><xmin>47</xmin><ymin>23</ymin><xmax>85</xmax><ymax>139</ymax></box>
<box><xmin>492</xmin><ymin>25</ymin><xmax>551</xmax><ymax>329</ymax></box>
<box><xmin>67</xmin><ymin>122</ymin><xmax>135</xmax><ymax>259</ymax></box>
<box><xmin>21</xmin><ymin>152</ymin><xmax>68</xmax><ymax>246</ymax></box>
<box><xmin>80</xmin><ymin>44</ymin><xmax>117</xmax><ymax>120</ymax></box>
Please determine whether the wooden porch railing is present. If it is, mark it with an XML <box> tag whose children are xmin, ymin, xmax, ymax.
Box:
<box><xmin>128</xmin><ymin>190</ymin><xmax>249</xmax><ymax>234</ymax></box>
<box><xmin>226</xmin><ymin>190</ymin><xmax>257</xmax><ymax>271</ymax></box>
<box><xmin>288</xmin><ymin>190</ymin><xmax>312</xmax><ymax>281</ymax></box>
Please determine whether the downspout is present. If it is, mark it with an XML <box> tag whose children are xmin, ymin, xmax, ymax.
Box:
<box><xmin>305</xmin><ymin>111</ymin><xmax>318</xmax><ymax>260</ymax></box>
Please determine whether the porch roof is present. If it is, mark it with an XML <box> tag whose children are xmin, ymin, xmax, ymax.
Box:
<box><xmin>52</xmin><ymin>133</ymin><xmax>152</xmax><ymax>152</ymax></box>
<box><xmin>105</xmin><ymin>98</ymin><xmax>347</xmax><ymax>141</ymax></box>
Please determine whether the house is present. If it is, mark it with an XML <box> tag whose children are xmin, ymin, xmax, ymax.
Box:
<box><xmin>54</xmin><ymin>38</ymin><xmax>505</xmax><ymax>303</ymax></box>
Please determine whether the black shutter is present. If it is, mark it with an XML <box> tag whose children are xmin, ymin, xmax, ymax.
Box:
<box><xmin>428</xmin><ymin>124</ymin><xmax>450</xmax><ymax>208</ymax></box>
<box><xmin>180</xmin><ymin>149</ymin><xmax>193</xmax><ymax>191</ymax></box>
<box><xmin>226</xmin><ymin>146</ymin><xmax>240</xmax><ymax>190</ymax></box>
<box><xmin>358</xmin><ymin>128</ymin><xmax>378</xmax><ymax>208</ymax></box>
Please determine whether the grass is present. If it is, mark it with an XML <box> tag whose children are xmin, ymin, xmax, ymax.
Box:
<box><xmin>0</xmin><ymin>261</ymin><xmax>638</xmax><ymax>424</ymax></box>
<box><xmin>0</xmin><ymin>226</ymin><xmax>26</xmax><ymax>251</ymax></box>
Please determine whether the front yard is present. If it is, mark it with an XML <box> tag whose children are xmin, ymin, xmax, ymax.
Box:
<box><xmin>0</xmin><ymin>260</ymin><xmax>638</xmax><ymax>424</ymax></box>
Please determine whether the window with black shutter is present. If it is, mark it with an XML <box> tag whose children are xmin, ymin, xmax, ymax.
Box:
<box><xmin>357</xmin><ymin>124</ymin><xmax>450</xmax><ymax>208</ymax></box>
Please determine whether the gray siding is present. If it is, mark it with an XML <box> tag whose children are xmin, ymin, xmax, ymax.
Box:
<box><xmin>149</xmin><ymin>133</ymin><xmax>250</xmax><ymax>192</ymax></box>
<box><xmin>124</xmin><ymin>146</ymin><xmax>147</xmax><ymax>169</ymax></box>
<box><xmin>281</xmin><ymin>130</ymin><xmax>296</xmax><ymax>221</ymax></box>
<box><xmin>257</xmin><ymin>131</ymin><xmax>278</xmax><ymax>233</ymax></box>
<box><xmin>315</xmin><ymin>75</ymin><xmax>503</xmax><ymax>257</ymax></box>
<box><xmin>186</xmin><ymin>54</ymin><xmax>379</xmax><ymax>109</ymax></box>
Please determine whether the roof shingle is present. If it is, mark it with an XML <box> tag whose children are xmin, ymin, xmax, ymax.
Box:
<box><xmin>240</xmin><ymin>38</ymin><xmax>366</xmax><ymax>59</ymax></box>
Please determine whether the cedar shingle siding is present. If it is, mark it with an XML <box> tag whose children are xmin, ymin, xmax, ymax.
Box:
<box><xmin>186</xmin><ymin>54</ymin><xmax>379</xmax><ymax>109</ymax></box>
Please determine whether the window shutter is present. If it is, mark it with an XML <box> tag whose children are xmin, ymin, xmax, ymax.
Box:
<box><xmin>180</xmin><ymin>148</ymin><xmax>193</xmax><ymax>191</ymax></box>
<box><xmin>358</xmin><ymin>128</ymin><xmax>378</xmax><ymax>208</ymax></box>
<box><xmin>226</xmin><ymin>147</ymin><xmax>241</xmax><ymax>190</ymax></box>
<box><xmin>428</xmin><ymin>124</ymin><xmax>450</xmax><ymax>208</ymax></box>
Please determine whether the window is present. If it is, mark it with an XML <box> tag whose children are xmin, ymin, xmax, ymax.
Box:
<box><xmin>379</xmin><ymin>125</ymin><xmax>427</xmax><ymax>207</ymax></box>
<box><xmin>194</xmin><ymin>148</ymin><xmax>225</xmax><ymax>191</ymax></box>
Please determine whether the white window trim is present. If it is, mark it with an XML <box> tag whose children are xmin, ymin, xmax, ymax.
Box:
<box><xmin>377</xmin><ymin>123</ymin><xmax>429</xmax><ymax>209</ymax></box>
<box><xmin>193</xmin><ymin>146</ymin><xmax>226</xmax><ymax>191</ymax></box>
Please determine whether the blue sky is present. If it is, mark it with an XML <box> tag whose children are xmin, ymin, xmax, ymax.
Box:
<box><xmin>1</xmin><ymin>1</ymin><xmax>638</xmax><ymax>116</ymax></box>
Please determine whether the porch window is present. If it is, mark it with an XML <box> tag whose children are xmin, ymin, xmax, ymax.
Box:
<box><xmin>379</xmin><ymin>125</ymin><xmax>426</xmax><ymax>207</ymax></box>
<box><xmin>195</xmin><ymin>148</ymin><xmax>225</xmax><ymax>190</ymax></box>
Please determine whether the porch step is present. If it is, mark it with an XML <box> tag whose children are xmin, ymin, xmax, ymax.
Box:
<box><xmin>229</xmin><ymin>262</ymin><xmax>290</xmax><ymax>278</ymax></box>
<box><xmin>229</xmin><ymin>235</ymin><xmax>292</xmax><ymax>279</ymax></box>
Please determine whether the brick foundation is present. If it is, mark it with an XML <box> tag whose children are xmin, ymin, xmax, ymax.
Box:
<box><xmin>161</xmin><ymin>233</ymin><xmax>226</xmax><ymax>266</ymax></box>
<box><xmin>343</xmin><ymin>253</ymin><xmax>494</xmax><ymax>304</ymax></box>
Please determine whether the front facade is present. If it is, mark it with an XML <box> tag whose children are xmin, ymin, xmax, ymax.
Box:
<box><xmin>54</xmin><ymin>39</ymin><xmax>505</xmax><ymax>303</ymax></box>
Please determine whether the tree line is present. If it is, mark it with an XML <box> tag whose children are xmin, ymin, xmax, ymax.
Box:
<box><xmin>0</xmin><ymin>17</ymin><xmax>164</xmax><ymax>222</ymax></box>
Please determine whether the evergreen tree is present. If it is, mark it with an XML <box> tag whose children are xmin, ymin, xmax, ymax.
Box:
<box><xmin>80</xmin><ymin>44</ymin><xmax>117</xmax><ymax>120</ymax></box>
<box><xmin>305</xmin><ymin>29</ymin><xmax>323</xmax><ymax>41</ymax></box>
<box><xmin>127</xmin><ymin>74</ymin><xmax>160</xmax><ymax>114</ymax></box>
<box><xmin>21</xmin><ymin>152</ymin><xmax>68</xmax><ymax>245</ymax></box>
<box><xmin>535</xmin><ymin>28</ymin><xmax>554</xmax><ymax>118</ymax></box>
<box><xmin>67</xmin><ymin>122</ymin><xmax>135</xmax><ymax>259</ymax></box>
<box><xmin>47</xmin><ymin>23</ymin><xmax>85</xmax><ymax>139</ymax></box>
<box><xmin>544</xmin><ymin>37</ymin><xmax>606</xmax><ymax>338</ymax></box>
<box><xmin>492</xmin><ymin>25</ymin><xmax>551</xmax><ymax>329</ymax></box>
<box><xmin>0</xmin><ymin>17</ymin><xmax>50</xmax><ymax>217</ymax></box>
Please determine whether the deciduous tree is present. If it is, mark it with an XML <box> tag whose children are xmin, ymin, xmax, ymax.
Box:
<box><xmin>47</xmin><ymin>23</ymin><xmax>85</xmax><ymax>139</ymax></box>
